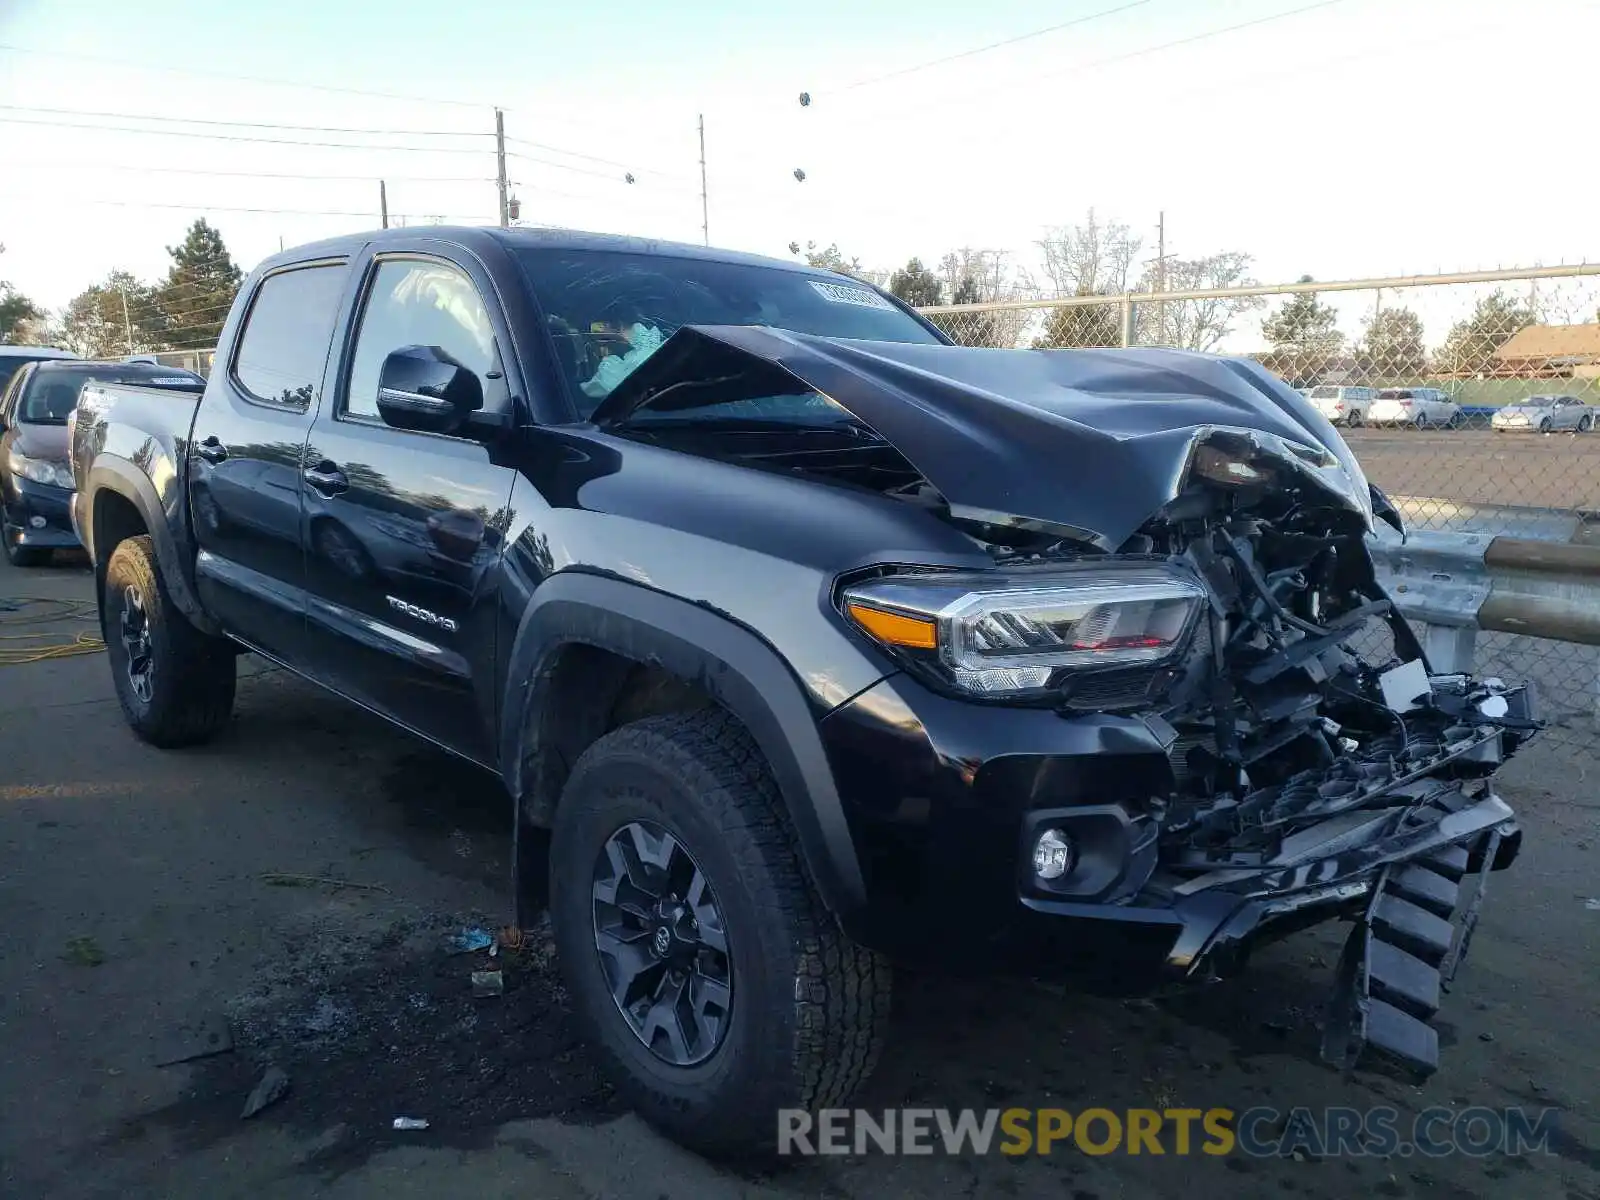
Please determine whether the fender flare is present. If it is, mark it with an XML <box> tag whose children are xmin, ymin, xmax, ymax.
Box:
<box><xmin>499</xmin><ymin>571</ymin><xmax>868</xmax><ymax>919</ymax></box>
<box><xmin>86</xmin><ymin>459</ymin><xmax>220</xmax><ymax>637</ymax></box>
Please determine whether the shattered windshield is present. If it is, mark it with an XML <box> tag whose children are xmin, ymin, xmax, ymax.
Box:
<box><xmin>515</xmin><ymin>249</ymin><xmax>943</xmax><ymax>418</ymax></box>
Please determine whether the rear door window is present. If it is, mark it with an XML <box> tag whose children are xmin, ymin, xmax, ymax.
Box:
<box><xmin>231</xmin><ymin>263</ymin><xmax>348</xmax><ymax>410</ymax></box>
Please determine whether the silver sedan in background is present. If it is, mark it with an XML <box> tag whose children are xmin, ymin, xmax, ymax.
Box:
<box><xmin>1491</xmin><ymin>394</ymin><xmax>1595</xmax><ymax>433</ymax></box>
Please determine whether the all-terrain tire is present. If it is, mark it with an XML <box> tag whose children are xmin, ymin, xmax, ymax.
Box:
<box><xmin>102</xmin><ymin>535</ymin><xmax>236</xmax><ymax>747</ymax></box>
<box><xmin>548</xmin><ymin>709</ymin><xmax>891</xmax><ymax>1157</ymax></box>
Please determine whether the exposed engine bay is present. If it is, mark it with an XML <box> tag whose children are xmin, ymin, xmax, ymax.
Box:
<box><xmin>1124</xmin><ymin>435</ymin><xmax>1537</xmax><ymax>875</ymax></box>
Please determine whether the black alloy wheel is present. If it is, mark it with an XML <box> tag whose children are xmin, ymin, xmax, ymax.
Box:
<box><xmin>592</xmin><ymin>819</ymin><xmax>733</xmax><ymax>1067</ymax></box>
<box><xmin>119</xmin><ymin>582</ymin><xmax>156</xmax><ymax>704</ymax></box>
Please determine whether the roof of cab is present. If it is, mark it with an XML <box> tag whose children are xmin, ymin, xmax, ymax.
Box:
<box><xmin>0</xmin><ymin>345</ymin><xmax>79</xmax><ymax>359</ymax></box>
<box><xmin>32</xmin><ymin>358</ymin><xmax>200</xmax><ymax>377</ymax></box>
<box><xmin>255</xmin><ymin>225</ymin><xmax>821</xmax><ymax>277</ymax></box>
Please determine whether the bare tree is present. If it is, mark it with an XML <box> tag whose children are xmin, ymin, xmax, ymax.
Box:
<box><xmin>934</xmin><ymin>247</ymin><xmax>1036</xmax><ymax>348</ymax></box>
<box><xmin>1135</xmin><ymin>252</ymin><xmax>1263</xmax><ymax>351</ymax></box>
<box><xmin>1035</xmin><ymin>209</ymin><xmax>1142</xmax><ymax>299</ymax></box>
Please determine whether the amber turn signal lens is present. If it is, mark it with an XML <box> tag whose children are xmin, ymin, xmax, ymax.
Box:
<box><xmin>846</xmin><ymin>602</ymin><xmax>938</xmax><ymax>650</ymax></box>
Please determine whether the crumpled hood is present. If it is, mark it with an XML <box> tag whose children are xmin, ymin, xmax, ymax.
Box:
<box><xmin>592</xmin><ymin>325</ymin><xmax>1374</xmax><ymax>550</ymax></box>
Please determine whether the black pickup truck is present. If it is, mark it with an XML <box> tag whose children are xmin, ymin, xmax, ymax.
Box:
<box><xmin>70</xmin><ymin>227</ymin><xmax>1536</xmax><ymax>1155</ymax></box>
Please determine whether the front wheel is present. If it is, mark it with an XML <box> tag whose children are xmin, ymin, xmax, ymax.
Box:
<box><xmin>548</xmin><ymin>709</ymin><xmax>891</xmax><ymax>1156</ymax></box>
<box><xmin>1580</xmin><ymin>415</ymin><xmax>1594</xmax><ymax>433</ymax></box>
<box><xmin>1540</xmin><ymin>418</ymin><xmax>1553</xmax><ymax>433</ymax></box>
<box><xmin>102</xmin><ymin>535</ymin><xmax>236</xmax><ymax>747</ymax></box>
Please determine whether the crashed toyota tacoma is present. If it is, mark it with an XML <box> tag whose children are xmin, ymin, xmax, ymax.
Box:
<box><xmin>67</xmin><ymin>228</ymin><xmax>1535</xmax><ymax>1157</ymax></box>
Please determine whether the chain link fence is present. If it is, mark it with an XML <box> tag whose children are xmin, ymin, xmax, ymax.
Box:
<box><xmin>922</xmin><ymin>265</ymin><xmax>1600</xmax><ymax>760</ymax></box>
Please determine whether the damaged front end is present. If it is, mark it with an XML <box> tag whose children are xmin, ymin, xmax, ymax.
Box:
<box><xmin>1105</xmin><ymin>427</ymin><xmax>1537</xmax><ymax>1077</ymax></box>
<box><xmin>597</xmin><ymin>327</ymin><xmax>1540</xmax><ymax>1077</ymax></box>
<box><xmin>846</xmin><ymin>427</ymin><xmax>1536</xmax><ymax>1077</ymax></box>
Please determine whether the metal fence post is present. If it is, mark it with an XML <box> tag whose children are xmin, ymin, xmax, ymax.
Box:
<box><xmin>1421</xmin><ymin>624</ymin><xmax>1478</xmax><ymax>674</ymax></box>
<box><xmin>1119</xmin><ymin>296</ymin><xmax>1136</xmax><ymax>348</ymax></box>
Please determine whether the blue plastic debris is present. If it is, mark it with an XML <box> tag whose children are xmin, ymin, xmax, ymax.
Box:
<box><xmin>446</xmin><ymin>928</ymin><xmax>494</xmax><ymax>955</ymax></box>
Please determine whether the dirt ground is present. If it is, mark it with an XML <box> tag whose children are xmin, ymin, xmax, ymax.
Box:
<box><xmin>1</xmin><ymin>556</ymin><xmax>1596</xmax><ymax>1200</ymax></box>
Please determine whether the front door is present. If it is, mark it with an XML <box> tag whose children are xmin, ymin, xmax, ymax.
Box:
<box><xmin>300</xmin><ymin>250</ymin><xmax>518</xmax><ymax>764</ymax></box>
<box><xmin>189</xmin><ymin>260</ymin><xmax>350</xmax><ymax>663</ymax></box>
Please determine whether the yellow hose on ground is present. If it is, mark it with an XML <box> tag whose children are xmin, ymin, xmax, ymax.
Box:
<box><xmin>0</xmin><ymin>596</ymin><xmax>107</xmax><ymax>664</ymax></box>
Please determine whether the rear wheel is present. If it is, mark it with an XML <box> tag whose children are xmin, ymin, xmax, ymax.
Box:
<box><xmin>548</xmin><ymin>709</ymin><xmax>891</xmax><ymax>1156</ymax></box>
<box><xmin>102</xmin><ymin>535</ymin><xmax>236</xmax><ymax>747</ymax></box>
<box><xmin>1580</xmin><ymin>415</ymin><xmax>1594</xmax><ymax>433</ymax></box>
<box><xmin>1539</xmin><ymin>418</ymin><xmax>1553</xmax><ymax>433</ymax></box>
<box><xmin>1346</xmin><ymin>409</ymin><xmax>1363</xmax><ymax>428</ymax></box>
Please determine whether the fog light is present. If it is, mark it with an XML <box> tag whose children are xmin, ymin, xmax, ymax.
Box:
<box><xmin>1031</xmin><ymin>828</ymin><xmax>1074</xmax><ymax>880</ymax></box>
<box><xmin>28</xmin><ymin>515</ymin><xmax>46</xmax><ymax>529</ymax></box>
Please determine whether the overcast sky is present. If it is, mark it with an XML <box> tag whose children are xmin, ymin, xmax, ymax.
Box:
<box><xmin>1</xmin><ymin>0</ymin><xmax>1596</xmax><ymax>344</ymax></box>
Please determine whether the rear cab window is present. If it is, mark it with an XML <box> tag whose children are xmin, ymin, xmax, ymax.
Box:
<box><xmin>231</xmin><ymin>263</ymin><xmax>349</xmax><ymax>410</ymax></box>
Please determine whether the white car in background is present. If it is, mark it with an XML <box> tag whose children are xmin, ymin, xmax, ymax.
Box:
<box><xmin>1305</xmin><ymin>385</ymin><xmax>1378</xmax><ymax>426</ymax></box>
<box><xmin>1368</xmin><ymin>387</ymin><xmax>1462</xmax><ymax>428</ymax></box>
<box><xmin>1491</xmin><ymin>394</ymin><xmax>1595</xmax><ymax>433</ymax></box>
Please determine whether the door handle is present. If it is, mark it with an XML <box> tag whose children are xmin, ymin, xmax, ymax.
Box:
<box><xmin>303</xmin><ymin>461</ymin><xmax>349</xmax><ymax>496</ymax></box>
<box><xmin>194</xmin><ymin>436</ymin><xmax>228</xmax><ymax>464</ymax></box>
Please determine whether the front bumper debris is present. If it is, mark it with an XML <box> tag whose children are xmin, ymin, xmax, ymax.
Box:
<box><xmin>1322</xmin><ymin>823</ymin><xmax>1506</xmax><ymax>1076</ymax></box>
<box><xmin>5</xmin><ymin>478</ymin><xmax>81</xmax><ymax>548</ymax></box>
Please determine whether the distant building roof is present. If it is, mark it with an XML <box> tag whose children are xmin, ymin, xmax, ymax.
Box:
<box><xmin>1495</xmin><ymin>323</ymin><xmax>1600</xmax><ymax>364</ymax></box>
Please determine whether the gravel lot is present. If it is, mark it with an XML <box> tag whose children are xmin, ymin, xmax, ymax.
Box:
<box><xmin>1</xmin><ymin>552</ymin><xmax>1597</xmax><ymax>1200</ymax></box>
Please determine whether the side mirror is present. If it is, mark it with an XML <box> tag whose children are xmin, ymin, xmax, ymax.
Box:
<box><xmin>376</xmin><ymin>345</ymin><xmax>483</xmax><ymax>436</ymax></box>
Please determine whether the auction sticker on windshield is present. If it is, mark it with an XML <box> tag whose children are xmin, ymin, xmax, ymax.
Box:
<box><xmin>809</xmin><ymin>280</ymin><xmax>896</xmax><ymax>311</ymax></box>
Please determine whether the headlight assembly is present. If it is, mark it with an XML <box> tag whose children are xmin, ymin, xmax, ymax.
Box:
<box><xmin>841</xmin><ymin>563</ymin><xmax>1206</xmax><ymax>699</ymax></box>
<box><xmin>7</xmin><ymin>449</ymin><xmax>73</xmax><ymax>489</ymax></box>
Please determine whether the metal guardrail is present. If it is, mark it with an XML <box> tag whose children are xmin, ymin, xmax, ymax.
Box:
<box><xmin>1369</xmin><ymin>514</ymin><xmax>1600</xmax><ymax>739</ymax></box>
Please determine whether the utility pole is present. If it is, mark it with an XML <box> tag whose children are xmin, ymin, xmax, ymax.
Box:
<box><xmin>380</xmin><ymin>180</ymin><xmax>389</xmax><ymax>230</ymax></box>
<box><xmin>1156</xmin><ymin>210</ymin><xmax>1166</xmax><ymax>346</ymax></box>
<box><xmin>495</xmin><ymin>108</ymin><xmax>509</xmax><ymax>228</ymax></box>
<box><xmin>118</xmin><ymin>282</ymin><xmax>134</xmax><ymax>356</ymax></box>
<box><xmin>697</xmin><ymin>114</ymin><xmax>709</xmax><ymax>246</ymax></box>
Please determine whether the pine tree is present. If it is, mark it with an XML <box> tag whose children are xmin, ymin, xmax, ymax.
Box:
<box><xmin>158</xmin><ymin>220</ymin><xmax>243</xmax><ymax>350</ymax></box>
<box><xmin>887</xmin><ymin>258</ymin><xmax>944</xmax><ymax>309</ymax></box>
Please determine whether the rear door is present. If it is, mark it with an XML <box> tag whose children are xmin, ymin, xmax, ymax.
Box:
<box><xmin>190</xmin><ymin>258</ymin><xmax>351</xmax><ymax>663</ymax></box>
<box><xmin>298</xmin><ymin>243</ymin><xmax>520</xmax><ymax>764</ymax></box>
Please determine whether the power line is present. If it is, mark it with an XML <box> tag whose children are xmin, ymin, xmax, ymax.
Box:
<box><xmin>0</xmin><ymin>114</ymin><xmax>491</xmax><ymax>153</ymax></box>
<box><xmin>504</xmin><ymin>149</ymin><xmax>689</xmax><ymax>187</ymax></box>
<box><xmin>805</xmin><ymin>0</ymin><xmax>1348</xmax><ymax>131</ymax></box>
<box><xmin>833</xmin><ymin>0</ymin><xmax>1152</xmax><ymax>93</ymax></box>
<box><xmin>0</xmin><ymin>193</ymin><xmax>491</xmax><ymax>220</ymax></box>
<box><xmin>0</xmin><ymin>103</ymin><xmax>491</xmax><ymax>138</ymax></box>
<box><xmin>10</xmin><ymin>161</ymin><xmax>494</xmax><ymax>184</ymax></box>
<box><xmin>503</xmin><ymin>137</ymin><xmax>690</xmax><ymax>183</ymax></box>
<box><xmin>0</xmin><ymin>42</ymin><xmax>498</xmax><ymax>110</ymax></box>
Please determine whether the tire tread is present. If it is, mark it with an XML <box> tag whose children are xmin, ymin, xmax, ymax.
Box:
<box><xmin>103</xmin><ymin>535</ymin><xmax>235</xmax><ymax>747</ymax></box>
<box><xmin>555</xmin><ymin>707</ymin><xmax>890</xmax><ymax>1153</ymax></box>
